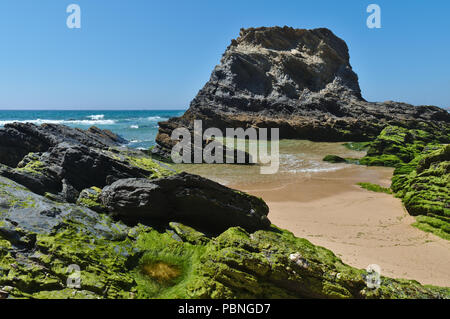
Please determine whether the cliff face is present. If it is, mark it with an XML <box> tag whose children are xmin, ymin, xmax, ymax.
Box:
<box><xmin>155</xmin><ymin>26</ymin><xmax>450</xmax><ymax>155</ymax></box>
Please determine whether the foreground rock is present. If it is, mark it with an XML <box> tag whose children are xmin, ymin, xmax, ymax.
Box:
<box><xmin>1</xmin><ymin>175</ymin><xmax>448</xmax><ymax>299</ymax></box>
<box><xmin>0</xmin><ymin>123</ymin><xmax>175</xmax><ymax>203</ymax></box>
<box><xmin>100</xmin><ymin>172</ymin><xmax>271</xmax><ymax>234</ymax></box>
<box><xmin>0</xmin><ymin>123</ymin><xmax>270</xmax><ymax>232</ymax></box>
<box><xmin>154</xmin><ymin>26</ymin><xmax>450</xmax><ymax>158</ymax></box>
<box><xmin>0</xmin><ymin>122</ymin><xmax>126</xmax><ymax>167</ymax></box>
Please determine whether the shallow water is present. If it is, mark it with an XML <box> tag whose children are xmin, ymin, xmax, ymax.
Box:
<box><xmin>175</xmin><ymin>139</ymin><xmax>366</xmax><ymax>186</ymax></box>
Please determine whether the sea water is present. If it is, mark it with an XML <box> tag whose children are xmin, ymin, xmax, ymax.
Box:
<box><xmin>0</xmin><ymin>110</ymin><xmax>184</xmax><ymax>149</ymax></box>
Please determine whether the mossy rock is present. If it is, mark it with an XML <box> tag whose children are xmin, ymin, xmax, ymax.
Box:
<box><xmin>359</xmin><ymin>126</ymin><xmax>434</xmax><ymax>166</ymax></box>
<box><xmin>359</xmin><ymin>154</ymin><xmax>403</xmax><ymax>167</ymax></box>
<box><xmin>357</xmin><ymin>182</ymin><xmax>392</xmax><ymax>194</ymax></box>
<box><xmin>76</xmin><ymin>186</ymin><xmax>105</xmax><ymax>212</ymax></box>
<box><xmin>391</xmin><ymin>144</ymin><xmax>450</xmax><ymax>240</ymax></box>
<box><xmin>1</xmin><ymin>175</ymin><xmax>448</xmax><ymax>299</ymax></box>
<box><xmin>169</xmin><ymin>222</ymin><xmax>209</xmax><ymax>245</ymax></box>
<box><xmin>323</xmin><ymin>155</ymin><xmax>347</xmax><ymax>163</ymax></box>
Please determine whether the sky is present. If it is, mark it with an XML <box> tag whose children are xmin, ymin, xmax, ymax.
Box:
<box><xmin>0</xmin><ymin>0</ymin><xmax>449</xmax><ymax>110</ymax></box>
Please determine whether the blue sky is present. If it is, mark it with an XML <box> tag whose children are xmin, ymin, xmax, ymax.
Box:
<box><xmin>0</xmin><ymin>0</ymin><xmax>449</xmax><ymax>110</ymax></box>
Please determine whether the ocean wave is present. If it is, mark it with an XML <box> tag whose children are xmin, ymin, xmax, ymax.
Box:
<box><xmin>287</xmin><ymin>166</ymin><xmax>345</xmax><ymax>173</ymax></box>
<box><xmin>128</xmin><ymin>139</ymin><xmax>142</xmax><ymax>143</ymax></box>
<box><xmin>87</xmin><ymin>114</ymin><xmax>105</xmax><ymax>120</ymax></box>
<box><xmin>0</xmin><ymin>119</ymin><xmax>116</xmax><ymax>126</ymax></box>
<box><xmin>279</xmin><ymin>153</ymin><xmax>345</xmax><ymax>174</ymax></box>
<box><xmin>147</xmin><ymin>116</ymin><xmax>168</xmax><ymax>121</ymax></box>
<box><xmin>130</xmin><ymin>125</ymin><xmax>139</xmax><ymax>129</ymax></box>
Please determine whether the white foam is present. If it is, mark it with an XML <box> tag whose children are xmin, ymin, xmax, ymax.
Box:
<box><xmin>278</xmin><ymin>153</ymin><xmax>345</xmax><ymax>174</ymax></box>
<box><xmin>287</xmin><ymin>166</ymin><xmax>344</xmax><ymax>173</ymax></box>
<box><xmin>0</xmin><ymin>119</ymin><xmax>116</xmax><ymax>126</ymax></box>
<box><xmin>147</xmin><ymin>116</ymin><xmax>165</xmax><ymax>121</ymax></box>
<box><xmin>130</xmin><ymin>125</ymin><xmax>139</xmax><ymax>129</ymax></box>
<box><xmin>87</xmin><ymin>114</ymin><xmax>105</xmax><ymax>120</ymax></box>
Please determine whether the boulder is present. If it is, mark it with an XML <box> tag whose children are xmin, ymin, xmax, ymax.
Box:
<box><xmin>100</xmin><ymin>172</ymin><xmax>271</xmax><ymax>234</ymax></box>
<box><xmin>322</xmin><ymin>155</ymin><xmax>347</xmax><ymax>163</ymax></box>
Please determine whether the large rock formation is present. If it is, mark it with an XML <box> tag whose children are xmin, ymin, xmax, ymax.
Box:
<box><xmin>154</xmin><ymin>26</ymin><xmax>450</xmax><ymax>158</ymax></box>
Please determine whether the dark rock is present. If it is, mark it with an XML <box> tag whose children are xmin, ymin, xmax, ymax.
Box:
<box><xmin>0</xmin><ymin>176</ymin><xmax>89</xmax><ymax>236</ymax></box>
<box><xmin>323</xmin><ymin>155</ymin><xmax>346</xmax><ymax>163</ymax></box>
<box><xmin>152</xmin><ymin>132</ymin><xmax>254</xmax><ymax>164</ymax></box>
<box><xmin>154</xmin><ymin>26</ymin><xmax>450</xmax><ymax>159</ymax></box>
<box><xmin>0</xmin><ymin>140</ymin><xmax>175</xmax><ymax>202</ymax></box>
<box><xmin>0</xmin><ymin>122</ymin><xmax>127</xmax><ymax>167</ymax></box>
<box><xmin>100</xmin><ymin>172</ymin><xmax>271</xmax><ymax>234</ymax></box>
<box><xmin>0</xmin><ymin>290</ymin><xmax>8</xmax><ymax>299</ymax></box>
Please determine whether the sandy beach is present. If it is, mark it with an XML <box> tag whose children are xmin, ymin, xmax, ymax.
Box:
<box><xmin>229</xmin><ymin>166</ymin><xmax>450</xmax><ymax>287</ymax></box>
<box><xmin>179</xmin><ymin>140</ymin><xmax>450</xmax><ymax>287</ymax></box>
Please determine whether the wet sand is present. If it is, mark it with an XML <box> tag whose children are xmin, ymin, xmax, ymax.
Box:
<box><xmin>229</xmin><ymin>166</ymin><xmax>450</xmax><ymax>287</ymax></box>
<box><xmin>178</xmin><ymin>140</ymin><xmax>450</xmax><ymax>287</ymax></box>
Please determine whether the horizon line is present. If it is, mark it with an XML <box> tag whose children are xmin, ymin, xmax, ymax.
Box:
<box><xmin>0</xmin><ymin>108</ymin><xmax>188</xmax><ymax>111</ymax></box>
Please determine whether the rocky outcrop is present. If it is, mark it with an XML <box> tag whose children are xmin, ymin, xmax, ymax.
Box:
<box><xmin>391</xmin><ymin>144</ymin><xmax>450</xmax><ymax>240</ymax></box>
<box><xmin>0</xmin><ymin>123</ymin><xmax>176</xmax><ymax>202</ymax></box>
<box><xmin>1</xmin><ymin>175</ymin><xmax>448</xmax><ymax>299</ymax></box>
<box><xmin>154</xmin><ymin>26</ymin><xmax>450</xmax><ymax>158</ymax></box>
<box><xmin>100</xmin><ymin>172</ymin><xmax>271</xmax><ymax>234</ymax></box>
<box><xmin>0</xmin><ymin>122</ymin><xmax>127</xmax><ymax>168</ymax></box>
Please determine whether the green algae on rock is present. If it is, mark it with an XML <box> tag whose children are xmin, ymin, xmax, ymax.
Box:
<box><xmin>323</xmin><ymin>155</ymin><xmax>347</xmax><ymax>163</ymax></box>
<box><xmin>359</xmin><ymin>126</ymin><xmax>441</xmax><ymax>167</ymax></box>
<box><xmin>357</xmin><ymin>183</ymin><xmax>392</xmax><ymax>194</ymax></box>
<box><xmin>1</xmin><ymin>175</ymin><xmax>449</xmax><ymax>299</ymax></box>
<box><xmin>0</xmin><ymin>143</ymin><xmax>177</xmax><ymax>204</ymax></box>
<box><xmin>391</xmin><ymin>145</ymin><xmax>450</xmax><ymax>240</ymax></box>
<box><xmin>355</xmin><ymin>126</ymin><xmax>449</xmax><ymax>240</ymax></box>
<box><xmin>76</xmin><ymin>187</ymin><xmax>105</xmax><ymax>212</ymax></box>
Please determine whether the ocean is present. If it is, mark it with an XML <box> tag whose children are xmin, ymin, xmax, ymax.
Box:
<box><xmin>0</xmin><ymin>110</ymin><xmax>185</xmax><ymax>149</ymax></box>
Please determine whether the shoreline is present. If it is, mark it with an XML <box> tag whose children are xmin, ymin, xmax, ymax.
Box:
<box><xmin>229</xmin><ymin>166</ymin><xmax>450</xmax><ymax>287</ymax></box>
